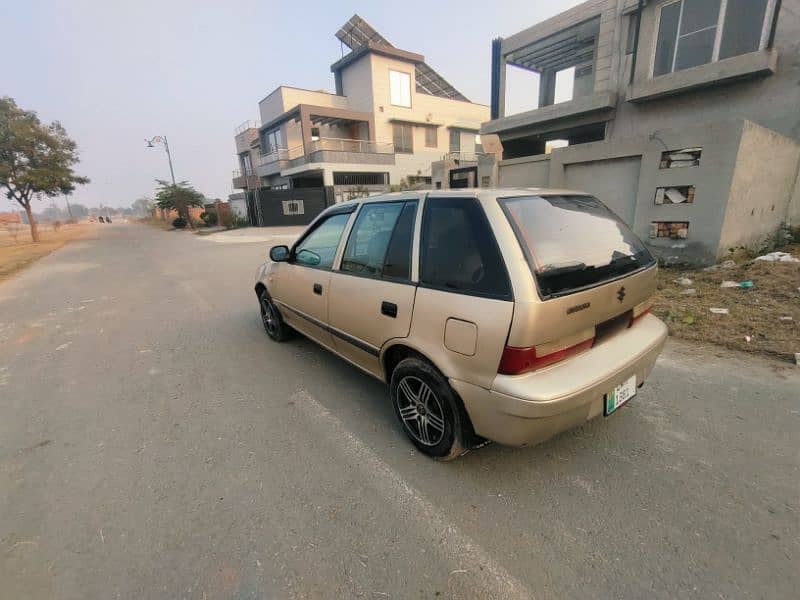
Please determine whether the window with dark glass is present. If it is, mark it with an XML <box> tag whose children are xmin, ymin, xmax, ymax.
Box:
<box><xmin>420</xmin><ymin>198</ymin><xmax>511</xmax><ymax>299</ymax></box>
<box><xmin>341</xmin><ymin>201</ymin><xmax>417</xmax><ymax>280</ymax></box>
<box><xmin>499</xmin><ymin>195</ymin><xmax>655</xmax><ymax>298</ymax></box>
<box><xmin>653</xmin><ymin>0</ymin><xmax>773</xmax><ymax>77</ymax></box>
<box><xmin>262</xmin><ymin>129</ymin><xmax>283</xmax><ymax>155</ymax></box>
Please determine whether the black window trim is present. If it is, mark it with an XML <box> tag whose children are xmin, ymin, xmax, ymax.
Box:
<box><xmin>419</xmin><ymin>196</ymin><xmax>513</xmax><ymax>302</ymax></box>
<box><xmin>496</xmin><ymin>194</ymin><xmax>656</xmax><ymax>301</ymax></box>
<box><xmin>334</xmin><ymin>199</ymin><xmax>418</xmax><ymax>286</ymax></box>
<box><xmin>290</xmin><ymin>205</ymin><xmax>357</xmax><ymax>271</ymax></box>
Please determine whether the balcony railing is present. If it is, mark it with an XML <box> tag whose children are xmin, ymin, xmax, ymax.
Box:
<box><xmin>307</xmin><ymin>138</ymin><xmax>394</xmax><ymax>154</ymax></box>
<box><xmin>234</xmin><ymin>120</ymin><xmax>260</xmax><ymax>135</ymax></box>
<box><xmin>257</xmin><ymin>146</ymin><xmax>304</xmax><ymax>167</ymax></box>
<box><xmin>442</xmin><ymin>151</ymin><xmax>485</xmax><ymax>163</ymax></box>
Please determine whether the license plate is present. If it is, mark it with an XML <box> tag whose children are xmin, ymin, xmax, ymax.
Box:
<box><xmin>604</xmin><ymin>375</ymin><xmax>637</xmax><ymax>416</ymax></box>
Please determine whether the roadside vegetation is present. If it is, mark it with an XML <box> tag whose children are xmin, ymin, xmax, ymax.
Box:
<box><xmin>0</xmin><ymin>96</ymin><xmax>89</xmax><ymax>241</ymax></box>
<box><xmin>654</xmin><ymin>238</ymin><xmax>799</xmax><ymax>362</ymax></box>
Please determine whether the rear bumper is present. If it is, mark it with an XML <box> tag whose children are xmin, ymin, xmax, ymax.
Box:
<box><xmin>451</xmin><ymin>314</ymin><xmax>668</xmax><ymax>447</ymax></box>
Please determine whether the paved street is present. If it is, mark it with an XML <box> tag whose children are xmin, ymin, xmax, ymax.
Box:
<box><xmin>1</xmin><ymin>223</ymin><xmax>798</xmax><ymax>600</ymax></box>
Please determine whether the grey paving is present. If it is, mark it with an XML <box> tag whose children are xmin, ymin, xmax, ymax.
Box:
<box><xmin>1</xmin><ymin>224</ymin><xmax>797</xmax><ymax>599</ymax></box>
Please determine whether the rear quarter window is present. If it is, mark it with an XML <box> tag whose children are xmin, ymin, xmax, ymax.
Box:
<box><xmin>420</xmin><ymin>197</ymin><xmax>511</xmax><ymax>300</ymax></box>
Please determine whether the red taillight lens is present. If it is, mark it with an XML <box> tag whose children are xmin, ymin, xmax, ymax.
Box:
<box><xmin>498</xmin><ymin>338</ymin><xmax>595</xmax><ymax>375</ymax></box>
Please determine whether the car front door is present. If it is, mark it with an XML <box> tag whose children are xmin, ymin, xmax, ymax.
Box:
<box><xmin>272</xmin><ymin>207</ymin><xmax>354</xmax><ymax>349</ymax></box>
<box><xmin>327</xmin><ymin>199</ymin><xmax>419</xmax><ymax>378</ymax></box>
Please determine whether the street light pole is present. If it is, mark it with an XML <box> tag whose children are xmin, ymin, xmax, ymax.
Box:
<box><xmin>145</xmin><ymin>135</ymin><xmax>176</xmax><ymax>185</ymax></box>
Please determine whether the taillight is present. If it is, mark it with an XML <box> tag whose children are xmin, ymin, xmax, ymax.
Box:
<box><xmin>629</xmin><ymin>298</ymin><xmax>654</xmax><ymax>327</ymax></box>
<box><xmin>498</xmin><ymin>337</ymin><xmax>594</xmax><ymax>375</ymax></box>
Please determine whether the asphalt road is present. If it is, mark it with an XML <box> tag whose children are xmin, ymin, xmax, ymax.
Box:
<box><xmin>1</xmin><ymin>223</ymin><xmax>798</xmax><ymax>600</ymax></box>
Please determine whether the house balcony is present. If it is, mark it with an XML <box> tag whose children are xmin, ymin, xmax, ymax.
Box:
<box><xmin>231</xmin><ymin>168</ymin><xmax>261</xmax><ymax>190</ymax></box>
<box><xmin>284</xmin><ymin>138</ymin><xmax>395</xmax><ymax>170</ymax></box>
<box><xmin>255</xmin><ymin>147</ymin><xmax>300</xmax><ymax>177</ymax></box>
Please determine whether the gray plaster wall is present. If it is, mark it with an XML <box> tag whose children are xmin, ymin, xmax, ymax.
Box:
<box><xmin>615</xmin><ymin>0</ymin><xmax>800</xmax><ymax>144</ymax></box>
<box><xmin>498</xmin><ymin>155</ymin><xmax>550</xmax><ymax>187</ymax></box>
<box><xmin>563</xmin><ymin>156</ymin><xmax>641</xmax><ymax>225</ymax></box>
<box><xmin>719</xmin><ymin>121</ymin><xmax>800</xmax><ymax>251</ymax></box>
<box><xmin>791</xmin><ymin>170</ymin><xmax>800</xmax><ymax>224</ymax></box>
<box><xmin>493</xmin><ymin>0</ymin><xmax>800</xmax><ymax>264</ymax></box>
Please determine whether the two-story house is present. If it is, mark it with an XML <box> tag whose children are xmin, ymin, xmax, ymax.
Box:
<box><xmin>232</xmin><ymin>15</ymin><xmax>489</xmax><ymax>217</ymax></box>
<box><xmin>482</xmin><ymin>0</ymin><xmax>800</xmax><ymax>264</ymax></box>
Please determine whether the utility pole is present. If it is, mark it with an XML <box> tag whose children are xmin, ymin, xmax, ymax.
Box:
<box><xmin>145</xmin><ymin>135</ymin><xmax>176</xmax><ymax>185</ymax></box>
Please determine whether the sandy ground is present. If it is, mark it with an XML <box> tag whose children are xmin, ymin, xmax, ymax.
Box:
<box><xmin>0</xmin><ymin>222</ymin><xmax>97</xmax><ymax>283</ymax></box>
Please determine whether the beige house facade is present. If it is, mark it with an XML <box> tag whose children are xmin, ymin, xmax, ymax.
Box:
<box><xmin>232</xmin><ymin>15</ymin><xmax>488</xmax><ymax>204</ymax></box>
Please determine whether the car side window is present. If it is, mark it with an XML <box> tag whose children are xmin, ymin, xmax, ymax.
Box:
<box><xmin>420</xmin><ymin>197</ymin><xmax>511</xmax><ymax>299</ymax></box>
<box><xmin>293</xmin><ymin>212</ymin><xmax>351</xmax><ymax>269</ymax></box>
<box><xmin>341</xmin><ymin>201</ymin><xmax>417</xmax><ymax>281</ymax></box>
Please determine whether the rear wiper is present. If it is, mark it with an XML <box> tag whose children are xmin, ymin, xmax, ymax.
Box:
<box><xmin>538</xmin><ymin>261</ymin><xmax>588</xmax><ymax>276</ymax></box>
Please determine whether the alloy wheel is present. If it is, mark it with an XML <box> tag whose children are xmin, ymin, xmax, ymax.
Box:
<box><xmin>261</xmin><ymin>297</ymin><xmax>277</xmax><ymax>336</ymax></box>
<box><xmin>396</xmin><ymin>375</ymin><xmax>446</xmax><ymax>446</ymax></box>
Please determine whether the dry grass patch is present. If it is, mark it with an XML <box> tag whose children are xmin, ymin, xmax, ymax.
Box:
<box><xmin>0</xmin><ymin>223</ymin><xmax>95</xmax><ymax>282</ymax></box>
<box><xmin>653</xmin><ymin>244</ymin><xmax>800</xmax><ymax>362</ymax></box>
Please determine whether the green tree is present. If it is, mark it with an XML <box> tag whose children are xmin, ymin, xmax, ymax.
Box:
<box><xmin>153</xmin><ymin>180</ymin><xmax>204</xmax><ymax>229</ymax></box>
<box><xmin>0</xmin><ymin>97</ymin><xmax>89</xmax><ymax>241</ymax></box>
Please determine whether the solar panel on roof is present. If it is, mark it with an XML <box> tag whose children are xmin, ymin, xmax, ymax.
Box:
<box><xmin>335</xmin><ymin>14</ymin><xmax>469</xmax><ymax>102</ymax></box>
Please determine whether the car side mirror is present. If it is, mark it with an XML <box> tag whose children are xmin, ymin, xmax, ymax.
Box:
<box><xmin>270</xmin><ymin>245</ymin><xmax>290</xmax><ymax>262</ymax></box>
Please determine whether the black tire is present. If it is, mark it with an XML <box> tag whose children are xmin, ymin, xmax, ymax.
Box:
<box><xmin>390</xmin><ymin>357</ymin><xmax>468</xmax><ymax>461</ymax></box>
<box><xmin>259</xmin><ymin>290</ymin><xmax>291</xmax><ymax>342</ymax></box>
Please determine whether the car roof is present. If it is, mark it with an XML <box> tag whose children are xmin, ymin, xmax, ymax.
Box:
<box><xmin>334</xmin><ymin>188</ymin><xmax>589</xmax><ymax>208</ymax></box>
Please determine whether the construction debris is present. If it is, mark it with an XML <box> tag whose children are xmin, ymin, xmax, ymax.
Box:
<box><xmin>703</xmin><ymin>259</ymin><xmax>736</xmax><ymax>272</ymax></box>
<box><xmin>754</xmin><ymin>251</ymin><xmax>799</xmax><ymax>263</ymax></box>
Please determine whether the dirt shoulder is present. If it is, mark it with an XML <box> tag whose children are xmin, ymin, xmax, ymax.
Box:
<box><xmin>0</xmin><ymin>223</ymin><xmax>96</xmax><ymax>283</ymax></box>
<box><xmin>653</xmin><ymin>244</ymin><xmax>799</xmax><ymax>363</ymax></box>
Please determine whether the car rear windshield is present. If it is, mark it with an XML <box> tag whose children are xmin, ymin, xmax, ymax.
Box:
<box><xmin>499</xmin><ymin>195</ymin><xmax>655</xmax><ymax>298</ymax></box>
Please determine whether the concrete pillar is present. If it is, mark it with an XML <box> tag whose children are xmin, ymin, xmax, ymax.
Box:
<box><xmin>539</xmin><ymin>69</ymin><xmax>556</xmax><ymax>107</ymax></box>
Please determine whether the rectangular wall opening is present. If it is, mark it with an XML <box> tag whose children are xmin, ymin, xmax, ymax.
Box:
<box><xmin>654</xmin><ymin>185</ymin><xmax>695</xmax><ymax>204</ymax></box>
<box><xmin>660</xmin><ymin>148</ymin><xmax>702</xmax><ymax>169</ymax></box>
<box><xmin>554</xmin><ymin>67</ymin><xmax>575</xmax><ymax>104</ymax></box>
<box><xmin>650</xmin><ymin>221</ymin><xmax>689</xmax><ymax>239</ymax></box>
<box><xmin>504</xmin><ymin>64</ymin><xmax>540</xmax><ymax>116</ymax></box>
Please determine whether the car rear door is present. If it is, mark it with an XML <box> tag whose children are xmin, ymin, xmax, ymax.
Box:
<box><xmin>271</xmin><ymin>206</ymin><xmax>355</xmax><ymax>349</ymax></box>
<box><xmin>327</xmin><ymin>198</ymin><xmax>419</xmax><ymax>378</ymax></box>
<box><xmin>408</xmin><ymin>195</ymin><xmax>515</xmax><ymax>390</ymax></box>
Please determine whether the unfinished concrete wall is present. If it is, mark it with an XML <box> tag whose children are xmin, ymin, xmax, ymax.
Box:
<box><xmin>563</xmin><ymin>156</ymin><xmax>641</xmax><ymax>225</ymax></box>
<box><xmin>790</xmin><ymin>170</ymin><xmax>800</xmax><ymax>224</ymax></box>
<box><xmin>718</xmin><ymin>121</ymin><xmax>800</xmax><ymax>252</ymax></box>
<box><xmin>497</xmin><ymin>155</ymin><xmax>550</xmax><ymax>187</ymax></box>
<box><xmin>617</xmin><ymin>0</ymin><xmax>800</xmax><ymax>144</ymax></box>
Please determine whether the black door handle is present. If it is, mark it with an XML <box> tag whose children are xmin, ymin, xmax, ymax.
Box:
<box><xmin>313</xmin><ymin>283</ymin><xmax>323</xmax><ymax>295</ymax></box>
<box><xmin>381</xmin><ymin>301</ymin><xmax>398</xmax><ymax>318</ymax></box>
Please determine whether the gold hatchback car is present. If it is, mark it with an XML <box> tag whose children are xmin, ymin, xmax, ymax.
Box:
<box><xmin>255</xmin><ymin>189</ymin><xmax>667</xmax><ymax>460</ymax></box>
